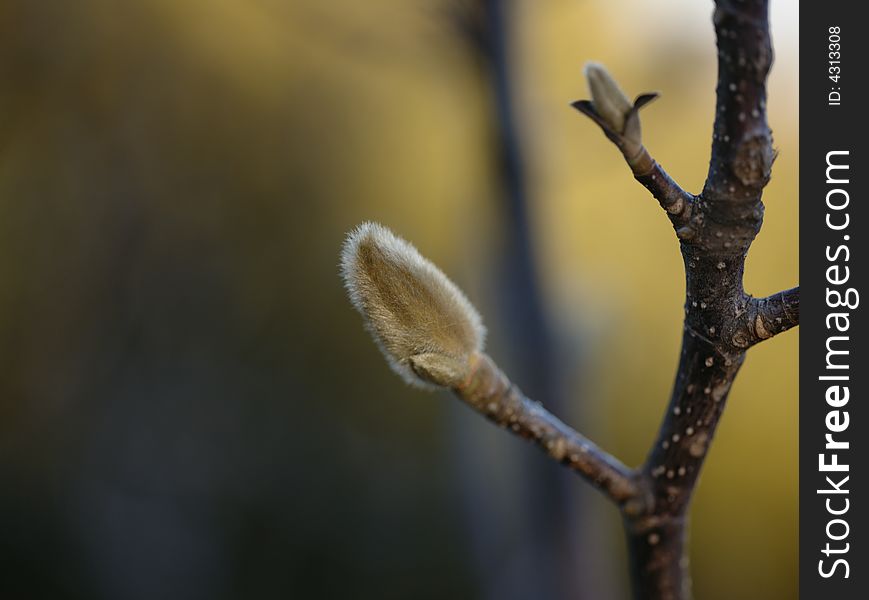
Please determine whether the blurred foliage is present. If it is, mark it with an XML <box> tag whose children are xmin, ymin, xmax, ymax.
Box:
<box><xmin>0</xmin><ymin>0</ymin><xmax>796</xmax><ymax>599</ymax></box>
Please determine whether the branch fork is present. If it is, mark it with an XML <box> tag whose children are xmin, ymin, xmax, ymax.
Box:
<box><xmin>342</xmin><ymin>2</ymin><xmax>798</xmax><ymax>598</ymax></box>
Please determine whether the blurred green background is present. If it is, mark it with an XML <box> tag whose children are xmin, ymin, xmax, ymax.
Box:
<box><xmin>0</xmin><ymin>1</ymin><xmax>797</xmax><ymax>598</ymax></box>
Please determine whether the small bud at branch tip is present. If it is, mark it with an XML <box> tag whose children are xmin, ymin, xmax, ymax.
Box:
<box><xmin>584</xmin><ymin>62</ymin><xmax>633</xmax><ymax>134</ymax></box>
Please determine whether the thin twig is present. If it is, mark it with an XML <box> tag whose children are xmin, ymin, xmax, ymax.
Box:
<box><xmin>744</xmin><ymin>286</ymin><xmax>800</xmax><ymax>346</ymax></box>
<box><xmin>572</xmin><ymin>97</ymin><xmax>694</xmax><ymax>232</ymax></box>
<box><xmin>455</xmin><ymin>352</ymin><xmax>640</xmax><ymax>506</ymax></box>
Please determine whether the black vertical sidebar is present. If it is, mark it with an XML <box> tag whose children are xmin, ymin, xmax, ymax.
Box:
<box><xmin>800</xmin><ymin>2</ymin><xmax>867</xmax><ymax>598</ymax></box>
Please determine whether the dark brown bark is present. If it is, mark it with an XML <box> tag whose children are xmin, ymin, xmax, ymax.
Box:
<box><xmin>569</xmin><ymin>1</ymin><xmax>797</xmax><ymax>598</ymax></box>
<box><xmin>351</xmin><ymin>1</ymin><xmax>799</xmax><ymax>598</ymax></box>
<box><xmin>453</xmin><ymin>352</ymin><xmax>639</xmax><ymax>505</ymax></box>
<box><xmin>446</xmin><ymin>0</ymin><xmax>798</xmax><ymax>596</ymax></box>
<box><xmin>451</xmin><ymin>0</ymin><xmax>798</xmax><ymax>596</ymax></box>
<box><xmin>624</xmin><ymin>514</ymin><xmax>690</xmax><ymax>600</ymax></box>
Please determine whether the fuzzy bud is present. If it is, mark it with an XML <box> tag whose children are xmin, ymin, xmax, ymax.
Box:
<box><xmin>340</xmin><ymin>222</ymin><xmax>485</xmax><ymax>389</ymax></box>
<box><xmin>584</xmin><ymin>62</ymin><xmax>634</xmax><ymax>134</ymax></box>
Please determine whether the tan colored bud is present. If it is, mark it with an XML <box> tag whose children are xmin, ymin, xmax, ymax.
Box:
<box><xmin>341</xmin><ymin>222</ymin><xmax>485</xmax><ymax>389</ymax></box>
<box><xmin>584</xmin><ymin>62</ymin><xmax>633</xmax><ymax>134</ymax></box>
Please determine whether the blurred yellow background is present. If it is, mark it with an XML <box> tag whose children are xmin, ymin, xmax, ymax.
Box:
<box><xmin>0</xmin><ymin>1</ymin><xmax>797</xmax><ymax>599</ymax></box>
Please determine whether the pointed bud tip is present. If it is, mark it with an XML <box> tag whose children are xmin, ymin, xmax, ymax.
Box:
<box><xmin>341</xmin><ymin>222</ymin><xmax>485</xmax><ymax>389</ymax></box>
<box><xmin>583</xmin><ymin>61</ymin><xmax>633</xmax><ymax>134</ymax></box>
<box><xmin>582</xmin><ymin>61</ymin><xmax>606</xmax><ymax>80</ymax></box>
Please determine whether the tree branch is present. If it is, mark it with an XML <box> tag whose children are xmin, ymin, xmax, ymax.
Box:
<box><xmin>454</xmin><ymin>352</ymin><xmax>640</xmax><ymax>506</ymax></box>
<box><xmin>621</xmin><ymin>2</ymin><xmax>780</xmax><ymax>598</ymax></box>
<box><xmin>698</xmin><ymin>0</ymin><xmax>775</xmax><ymax>255</ymax></box>
<box><xmin>344</xmin><ymin>2</ymin><xmax>796</xmax><ymax>599</ymax></box>
<box><xmin>705</xmin><ymin>0</ymin><xmax>774</xmax><ymax>203</ymax></box>
<box><xmin>570</xmin><ymin>2</ymin><xmax>787</xmax><ymax>598</ymax></box>
<box><xmin>743</xmin><ymin>286</ymin><xmax>800</xmax><ymax>346</ymax></box>
<box><xmin>573</xmin><ymin>92</ymin><xmax>694</xmax><ymax>233</ymax></box>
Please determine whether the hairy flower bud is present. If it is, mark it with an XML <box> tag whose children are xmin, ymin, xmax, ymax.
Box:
<box><xmin>584</xmin><ymin>62</ymin><xmax>633</xmax><ymax>134</ymax></box>
<box><xmin>340</xmin><ymin>222</ymin><xmax>485</xmax><ymax>389</ymax></box>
